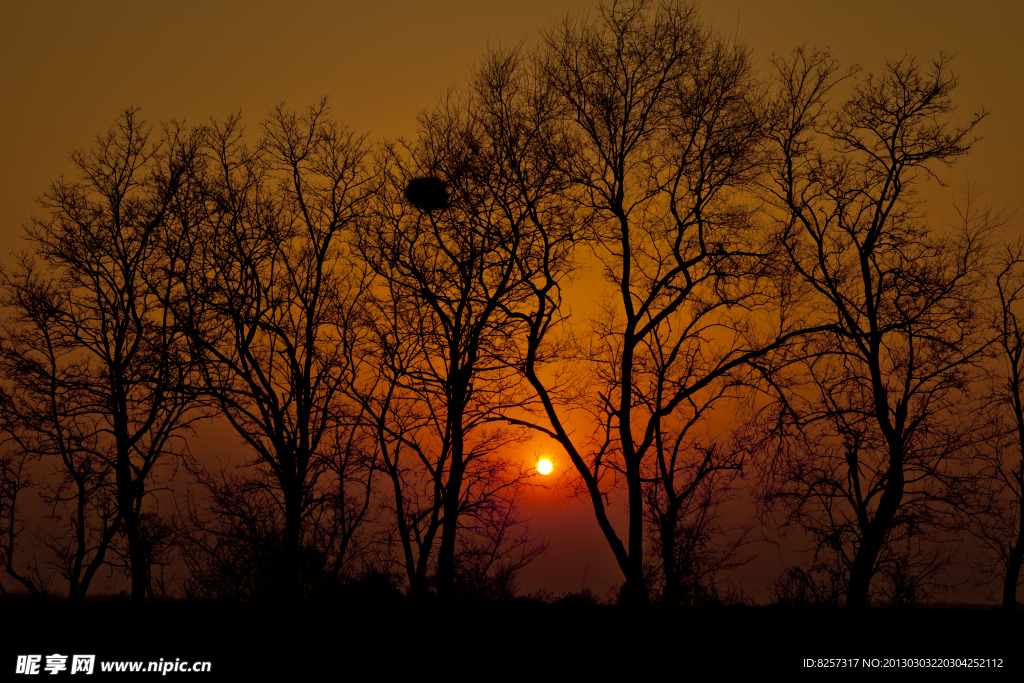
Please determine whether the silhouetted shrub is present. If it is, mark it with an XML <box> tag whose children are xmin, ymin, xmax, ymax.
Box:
<box><xmin>771</xmin><ymin>566</ymin><xmax>844</xmax><ymax>607</ymax></box>
<box><xmin>556</xmin><ymin>588</ymin><xmax>602</xmax><ymax>607</ymax></box>
<box><xmin>878</xmin><ymin>556</ymin><xmax>925</xmax><ymax>608</ymax></box>
<box><xmin>318</xmin><ymin>569</ymin><xmax>404</xmax><ymax>605</ymax></box>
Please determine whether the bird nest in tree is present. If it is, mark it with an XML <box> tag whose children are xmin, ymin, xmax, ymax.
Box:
<box><xmin>404</xmin><ymin>176</ymin><xmax>449</xmax><ymax>212</ymax></box>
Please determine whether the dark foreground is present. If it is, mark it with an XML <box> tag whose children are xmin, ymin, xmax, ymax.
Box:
<box><xmin>6</xmin><ymin>600</ymin><xmax>1020</xmax><ymax>679</ymax></box>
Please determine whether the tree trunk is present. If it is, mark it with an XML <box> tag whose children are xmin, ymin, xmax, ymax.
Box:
<box><xmin>660</xmin><ymin>513</ymin><xmax>679</xmax><ymax>606</ymax></box>
<box><xmin>280</xmin><ymin>481</ymin><xmax>303</xmax><ymax>602</ymax></box>
<box><xmin>114</xmin><ymin>398</ymin><xmax>146</xmax><ymax>605</ymax></box>
<box><xmin>621</xmin><ymin>454</ymin><xmax>649</xmax><ymax>605</ymax></box>
<box><xmin>846</xmin><ymin>529</ymin><xmax>882</xmax><ymax>609</ymax></box>
<box><xmin>847</xmin><ymin>459</ymin><xmax>905</xmax><ymax>609</ymax></box>
<box><xmin>1003</xmin><ymin>530</ymin><xmax>1024</xmax><ymax>610</ymax></box>
<box><xmin>436</xmin><ymin>399</ymin><xmax>466</xmax><ymax>601</ymax></box>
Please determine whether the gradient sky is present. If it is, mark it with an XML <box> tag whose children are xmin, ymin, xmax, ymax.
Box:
<box><xmin>1</xmin><ymin>0</ymin><xmax>1021</xmax><ymax>601</ymax></box>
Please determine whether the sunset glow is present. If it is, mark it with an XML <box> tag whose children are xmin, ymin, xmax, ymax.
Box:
<box><xmin>0</xmin><ymin>5</ymin><xmax>1020</xmax><ymax>668</ymax></box>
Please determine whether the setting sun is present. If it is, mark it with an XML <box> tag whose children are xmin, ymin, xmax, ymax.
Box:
<box><xmin>537</xmin><ymin>458</ymin><xmax>553</xmax><ymax>475</ymax></box>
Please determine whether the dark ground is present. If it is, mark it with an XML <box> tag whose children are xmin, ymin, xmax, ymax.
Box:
<box><xmin>4</xmin><ymin>599</ymin><xmax>1020</xmax><ymax>679</ymax></box>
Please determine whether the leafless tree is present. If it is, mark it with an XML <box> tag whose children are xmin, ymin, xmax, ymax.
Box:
<box><xmin>0</xmin><ymin>447</ymin><xmax>45</xmax><ymax>600</ymax></box>
<box><xmin>0</xmin><ymin>285</ymin><xmax>119</xmax><ymax>602</ymax></box>
<box><xmin>174</xmin><ymin>100</ymin><xmax>378</xmax><ymax>601</ymax></box>
<box><xmin>643</xmin><ymin>430</ymin><xmax>753</xmax><ymax>606</ymax></box>
<box><xmin>758</xmin><ymin>48</ymin><xmax>993</xmax><ymax>608</ymax></box>
<box><xmin>351</xmin><ymin>45</ymin><xmax>569</xmax><ymax>600</ymax></box>
<box><xmin>514</xmin><ymin>0</ymin><xmax>811</xmax><ymax>604</ymax></box>
<box><xmin>1</xmin><ymin>109</ymin><xmax>203</xmax><ymax>602</ymax></box>
<box><xmin>349</xmin><ymin>301</ymin><xmax>542</xmax><ymax>600</ymax></box>
<box><xmin>177</xmin><ymin>466</ymin><xmax>354</xmax><ymax>602</ymax></box>
<box><xmin>973</xmin><ymin>234</ymin><xmax>1024</xmax><ymax>609</ymax></box>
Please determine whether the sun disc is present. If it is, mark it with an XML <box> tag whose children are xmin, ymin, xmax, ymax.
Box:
<box><xmin>537</xmin><ymin>458</ymin><xmax>553</xmax><ymax>475</ymax></box>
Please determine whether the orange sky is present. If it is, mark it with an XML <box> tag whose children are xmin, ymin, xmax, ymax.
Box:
<box><xmin>1</xmin><ymin>0</ymin><xmax>1021</xmax><ymax>601</ymax></box>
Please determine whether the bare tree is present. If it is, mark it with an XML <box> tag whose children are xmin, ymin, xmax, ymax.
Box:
<box><xmin>0</xmin><ymin>447</ymin><xmax>45</xmax><ymax>600</ymax></box>
<box><xmin>758</xmin><ymin>49</ymin><xmax>993</xmax><ymax>608</ymax></box>
<box><xmin>2</xmin><ymin>109</ymin><xmax>202</xmax><ymax>602</ymax></box>
<box><xmin>0</xmin><ymin>276</ymin><xmax>119</xmax><ymax>602</ymax></box>
<box><xmin>514</xmin><ymin>0</ymin><xmax>807</xmax><ymax>604</ymax></box>
<box><xmin>346</xmin><ymin>289</ymin><xmax>440</xmax><ymax>598</ymax></box>
<box><xmin>974</xmin><ymin>234</ymin><xmax>1024</xmax><ymax>609</ymax></box>
<box><xmin>643</xmin><ymin>428</ymin><xmax>753</xmax><ymax>606</ymax></box>
<box><xmin>349</xmin><ymin>319</ymin><xmax>544</xmax><ymax>602</ymax></box>
<box><xmin>175</xmin><ymin>101</ymin><xmax>377</xmax><ymax>601</ymax></box>
<box><xmin>351</xmin><ymin>43</ymin><xmax>579</xmax><ymax>600</ymax></box>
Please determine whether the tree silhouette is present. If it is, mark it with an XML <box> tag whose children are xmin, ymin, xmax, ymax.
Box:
<box><xmin>0</xmin><ymin>285</ymin><xmax>119</xmax><ymax>602</ymax></box>
<box><xmin>515</xmin><ymin>0</ymin><xmax>810</xmax><ymax>604</ymax></box>
<box><xmin>973</xmin><ymin>234</ymin><xmax>1024</xmax><ymax>609</ymax></box>
<box><xmin>1</xmin><ymin>109</ymin><xmax>203</xmax><ymax>602</ymax></box>
<box><xmin>4</xmin><ymin>2</ymin><xmax>1019</xmax><ymax>614</ymax></box>
<box><xmin>0</xmin><ymin>446</ymin><xmax>45</xmax><ymax>599</ymax></box>
<box><xmin>172</xmin><ymin>100</ymin><xmax>378</xmax><ymax>601</ymax></box>
<box><xmin>355</xmin><ymin>55</ymin><xmax>559</xmax><ymax>598</ymax></box>
<box><xmin>758</xmin><ymin>49</ymin><xmax>992</xmax><ymax>608</ymax></box>
<box><xmin>347</xmin><ymin>290</ymin><xmax>543</xmax><ymax>599</ymax></box>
